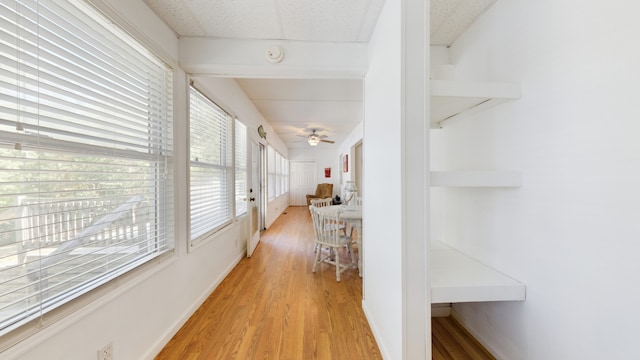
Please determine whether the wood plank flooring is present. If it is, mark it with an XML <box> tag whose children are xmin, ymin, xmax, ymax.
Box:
<box><xmin>432</xmin><ymin>316</ymin><xmax>496</xmax><ymax>360</ymax></box>
<box><xmin>155</xmin><ymin>206</ymin><xmax>380</xmax><ymax>359</ymax></box>
<box><xmin>155</xmin><ymin>206</ymin><xmax>495</xmax><ymax>359</ymax></box>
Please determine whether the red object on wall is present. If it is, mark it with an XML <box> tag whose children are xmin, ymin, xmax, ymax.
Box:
<box><xmin>324</xmin><ymin>167</ymin><xmax>331</xmax><ymax>178</ymax></box>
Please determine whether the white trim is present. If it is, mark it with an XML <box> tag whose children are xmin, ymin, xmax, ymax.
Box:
<box><xmin>451</xmin><ymin>308</ymin><xmax>503</xmax><ymax>360</ymax></box>
<box><xmin>401</xmin><ymin>0</ymin><xmax>429</xmax><ymax>358</ymax></box>
<box><xmin>362</xmin><ymin>299</ymin><xmax>391</xmax><ymax>360</ymax></box>
<box><xmin>86</xmin><ymin>0</ymin><xmax>179</xmax><ymax>65</ymax></box>
<box><xmin>141</xmin><ymin>252</ymin><xmax>244</xmax><ymax>359</ymax></box>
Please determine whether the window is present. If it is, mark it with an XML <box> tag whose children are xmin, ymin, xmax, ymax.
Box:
<box><xmin>267</xmin><ymin>145</ymin><xmax>276</xmax><ymax>201</ymax></box>
<box><xmin>234</xmin><ymin>119</ymin><xmax>247</xmax><ymax>217</ymax></box>
<box><xmin>0</xmin><ymin>0</ymin><xmax>174</xmax><ymax>335</ymax></box>
<box><xmin>189</xmin><ymin>87</ymin><xmax>233</xmax><ymax>240</ymax></box>
<box><xmin>267</xmin><ymin>146</ymin><xmax>288</xmax><ymax>202</ymax></box>
<box><xmin>280</xmin><ymin>154</ymin><xmax>289</xmax><ymax>195</ymax></box>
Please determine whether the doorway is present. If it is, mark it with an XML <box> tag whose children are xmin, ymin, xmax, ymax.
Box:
<box><xmin>248</xmin><ymin>141</ymin><xmax>266</xmax><ymax>257</ymax></box>
<box><xmin>354</xmin><ymin>141</ymin><xmax>363</xmax><ymax>196</ymax></box>
<box><xmin>289</xmin><ymin>161</ymin><xmax>317</xmax><ymax>206</ymax></box>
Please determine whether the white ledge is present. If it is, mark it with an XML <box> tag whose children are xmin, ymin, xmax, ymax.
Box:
<box><xmin>430</xmin><ymin>171</ymin><xmax>523</xmax><ymax>187</ymax></box>
<box><xmin>430</xmin><ymin>241</ymin><xmax>526</xmax><ymax>304</ymax></box>
<box><xmin>430</xmin><ymin>80</ymin><xmax>521</xmax><ymax>128</ymax></box>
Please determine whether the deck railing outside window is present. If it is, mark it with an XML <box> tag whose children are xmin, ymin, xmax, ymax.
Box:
<box><xmin>0</xmin><ymin>0</ymin><xmax>174</xmax><ymax>335</ymax></box>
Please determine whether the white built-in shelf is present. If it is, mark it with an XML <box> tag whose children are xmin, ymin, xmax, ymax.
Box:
<box><xmin>430</xmin><ymin>80</ymin><xmax>521</xmax><ymax>128</ymax></box>
<box><xmin>430</xmin><ymin>240</ymin><xmax>526</xmax><ymax>304</ymax></box>
<box><xmin>430</xmin><ymin>171</ymin><xmax>522</xmax><ymax>187</ymax></box>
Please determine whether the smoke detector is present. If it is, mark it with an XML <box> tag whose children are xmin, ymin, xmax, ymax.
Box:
<box><xmin>266</xmin><ymin>46</ymin><xmax>284</xmax><ymax>63</ymax></box>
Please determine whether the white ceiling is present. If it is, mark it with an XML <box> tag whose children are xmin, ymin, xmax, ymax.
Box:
<box><xmin>430</xmin><ymin>0</ymin><xmax>497</xmax><ymax>46</ymax></box>
<box><xmin>143</xmin><ymin>0</ymin><xmax>386</xmax><ymax>43</ymax></box>
<box><xmin>143</xmin><ymin>0</ymin><xmax>497</xmax><ymax>149</ymax></box>
<box><xmin>235</xmin><ymin>78</ymin><xmax>363</xmax><ymax>149</ymax></box>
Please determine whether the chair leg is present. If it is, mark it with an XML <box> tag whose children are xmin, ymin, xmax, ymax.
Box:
<box><xmin>335</xmin><ymin>249</ymin><xmax>341</xmax><ymax>282</ymax></box>
<box><xmin>312</xmin><ymin>244</ymin><xmax>321</xmax><ymax>273</ymax></box>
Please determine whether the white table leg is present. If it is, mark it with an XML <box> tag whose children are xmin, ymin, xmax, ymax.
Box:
<box><xmin>351</xmin><ymin>222</ymin><xmax>362</xmax><ymax>277</ymax></box>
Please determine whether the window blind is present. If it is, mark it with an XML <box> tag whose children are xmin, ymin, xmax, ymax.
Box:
<box><xmin>282</xmin><ymin>156</ymin><xmax>289</xmax><ymax>194</ymax></box>
<box><xmin>234</xmin><ymin>119</ymin><xmax>247</xmax><ymax>217</ymax></box>
<box><xmin>266</xmin><ymin>146</ymin><xmax>288</xmax><ymax>202</ymax></box>
<box><xmin>267</xmin><ymin>145</ymin><xmax>275</xmax><ymax>201</ymax></box>
<box><xmin>275</xmin><ymin>150</ymin><xmax>282</xmax><ymax>196</ymax></box>
<box><xmin>189</xmin><ymin>87</ymin><xmax>233</xmax><ymax>240</ymax></box>
<box><xmin>0</xmin><ymin>0</ymin><xmax>174</xmax><ymax>335</ymax></box>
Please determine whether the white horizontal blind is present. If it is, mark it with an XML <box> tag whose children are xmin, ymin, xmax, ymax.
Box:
<box><xmin>267</xmin><ymin>147</ymin><xmax>288</xmax><ymax>201</ymax></box>
<box><xmin>267</xmin><ymin>145</ymin><xmax>275</xmax><ymax>201</ymax></box>
<box><xmin>276</xmin><ymin>152</ymin><xmax>289</xmax><ymax>196</ymax></box>
<box><xmin>234</xmin><ymin>119</ymin><xmax>247</xmax><ymax>217</ymax></box>
<box><xmin>275</xmin><ymin>150</ymin><xmax>282</xmax><ymax>196</ymax></box>
<box><xmin>281</xmin><ymin>157</ymin><xmax>289</xmax><ymax>194</ymax></box>
<box><xmin>189</xmin><ymin>87</ymin><xmax>233</xmax><ymax>240</ymax></box>
<box><xmin>0</xmin><ymin>0</ymin><xmax>174</xmax><ymax>335</ymax></box>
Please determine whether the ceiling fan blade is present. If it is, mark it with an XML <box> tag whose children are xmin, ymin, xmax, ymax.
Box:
<box><xmin>296</xmin><ymin>134</ymin><xmax>308</xmax><ymax>138</ymax></box>
<box><xmin>320</xmin><ymin>139</ymin><xmax>335</xmax><ymax>144</ymax></box>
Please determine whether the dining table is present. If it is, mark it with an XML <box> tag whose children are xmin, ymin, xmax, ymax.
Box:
<box><xmin>314</xmin><ymin>204</ymin><xmax>363</xmax><ymax>277</ymax></box>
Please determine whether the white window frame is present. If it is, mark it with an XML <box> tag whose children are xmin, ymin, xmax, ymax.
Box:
<box><xmin>189</xmin><ymin>87</ymin><xmax>233</xmax><ymax>243</ymax></box>
<box><xmin>234</xmin><ymin>119</ymin><xmax>247</xmax><ymax>217</ymax></box>
<box><xmin>0</xmin><ymin>0</ymin><xmax>174</xmax><ymax>337</ymax></box>
<box><xmin>188</xmin><ymin>87</ymin><xmax>249</xmax><ymax>245</ymax></box>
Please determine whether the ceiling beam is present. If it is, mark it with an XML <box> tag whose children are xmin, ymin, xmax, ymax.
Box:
<box><xmin>179</xmin><ymin>38</ymin><xmax>368</xmax><ymax>78</ymax></box>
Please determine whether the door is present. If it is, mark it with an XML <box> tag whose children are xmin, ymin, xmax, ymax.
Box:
<box><xmin>289</xmin><ymin>161</ymin><xmax>317</xmax><ymax>206</ymax></box>
<box><xmin>247</xmin><ymin>140</ymin><xmax>263</xmax><ymax>257</ymax></box>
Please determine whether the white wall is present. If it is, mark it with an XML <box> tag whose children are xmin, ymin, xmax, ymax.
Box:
<box><xmin>363</xmin><ymin>0</ymin><xmax>429</xmax><ymax>358</ymax></box>
<box><xmin>362</xmin><ymin>0</ymin><xmax>403</xmax><ymax>358</ymax></box>
<box><xmin>433</xmin><ymin>0</ymin><xmax>640</xmax><ymax>359</ymax></box>
<box><xmin>337</xmin><ymin>121</ymin><xmax>364</xmax><ymax>186</ymax></box>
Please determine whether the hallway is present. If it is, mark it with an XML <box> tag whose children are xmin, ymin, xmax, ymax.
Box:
<box><xmin>156</xmin><ymin>206</ymin><xmax>380</xmax><ymax>359</ymax></box>
<box><xmin>155</xmin><ymin>206</ymin><xmax>494</xmax><ymax>359</ymax></box>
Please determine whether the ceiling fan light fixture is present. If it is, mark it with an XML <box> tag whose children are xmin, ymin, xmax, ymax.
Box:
<box><xmin>308</xmin><ymin>135</ymin><xmax>320</xmax><ymax>146</ymax></box>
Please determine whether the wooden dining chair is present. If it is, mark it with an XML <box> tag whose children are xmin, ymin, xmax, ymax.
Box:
<box><xmin>310</xmin><ymin>198</ymin><xmax>347</xmax><ymax>250</ymax></box>
<box><xmin>310</xmin><ymin>198</ymin><xmax>333</xmax><ymax>253</ymax></box>
<box><xmin>309</xmin><ymin>206</ymin><xmax>353</xmax><ymax>281</ymax></box>
<box><xmin>310</xmin><ymin>197</ymin><xmax>332</xmax><ymax>209</ymax></box>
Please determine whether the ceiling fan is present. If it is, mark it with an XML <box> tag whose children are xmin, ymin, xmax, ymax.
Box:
<box><xmin>298</xmin><ymin>129</ymin><xmax>335</xmax><ymax>146</ymax></box>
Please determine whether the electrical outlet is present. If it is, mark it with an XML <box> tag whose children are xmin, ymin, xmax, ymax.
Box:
<box><xmin>98</xmin><ymin>341</ymin><xmax>113</xmax><ymax>360</ymax></box>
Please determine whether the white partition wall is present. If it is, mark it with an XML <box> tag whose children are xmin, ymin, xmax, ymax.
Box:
<box><xmin>430</xmin><ymin>0</ymin><xmax>640</xmax><ymax>359</ymax></box>
<box><xmin>362</xmin><ymin>0</ymin><xmax>429</xmax><ymax>358</ymax></box>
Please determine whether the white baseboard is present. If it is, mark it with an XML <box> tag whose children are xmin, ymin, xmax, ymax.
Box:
<box><xmin>451</xmin><ymin>308</ymin><xmax>503</xmax><ymax>360</ymax></box>
<box><xmin>361</xmin><ymin>299</ymin><xmax>391</xmax><ymax>360</ymax></box>
<box><xmin>142</xmin><ymin>252</ymin><xmax>245</xmax><ymax>359</ymax></box>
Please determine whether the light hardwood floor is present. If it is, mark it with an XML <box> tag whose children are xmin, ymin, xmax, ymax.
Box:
<box><xmin>432</xmin><ymin>316</ymin><xmax>495</xmax><ymax>360</ymax></box>
<box><xmin>155</xmin><ymin>206</ymin><xmax>380</xmax><ymax>359</ymax></box>
<box><xmin>155</xmin><ymin>206</ymin><xmax>494</xmax><ymax>359</ymax></box>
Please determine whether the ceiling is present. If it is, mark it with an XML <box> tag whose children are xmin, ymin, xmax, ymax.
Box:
<box><xmin>143</xmin><ymin>0</ymin><xmax>497</xmax><ymax>149</ymax></box>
